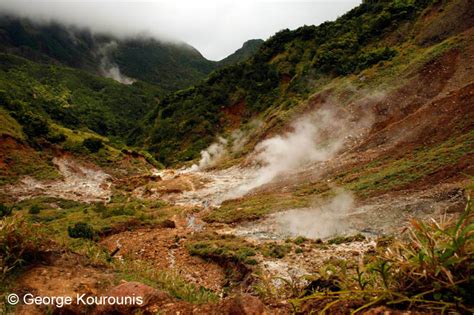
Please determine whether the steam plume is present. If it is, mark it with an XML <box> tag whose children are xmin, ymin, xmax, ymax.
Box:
<box><xmin>189</xmin><ymin>121</ymin><xmax>261</xmax><ymax>171</ymax></box>
<box><xmin>231</xmin><ymin>108</ymin><xmax>364</xmax><ymax>197</ymax></box>
<box><xmin>274</xmin><ymin>189</ymin><xmax>354</xmax><ymax>239</ymax></box>
<box><xmin>191</xmin><ymin>136</ymin><xmax>228</xmax><ymax>171</ymax></box>
<box><xmin>98</xmin><ymin>41</ymin><xmax>136</xmax><ymax>85</ymax></box>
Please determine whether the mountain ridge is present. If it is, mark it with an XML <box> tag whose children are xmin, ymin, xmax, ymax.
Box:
<box><xmin>0</xmin><ymin>14</ymin><xmax>265</xmax><ymax>92</ymax></box>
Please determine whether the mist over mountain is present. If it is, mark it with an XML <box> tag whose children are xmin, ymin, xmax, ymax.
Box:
<box><xmin>0</xmin><ymin>0</ymin><xmax>360</xmax><ymax>60</ymax></box>
<box><xmin>0</xmin><ymin>14</ymin><xmax>267</xmax><ymax>91</ymax></box>
<box><xmin>0</xmin><ymin>14</ymin><xmax>216</xmax><ymax>91</ymax></box>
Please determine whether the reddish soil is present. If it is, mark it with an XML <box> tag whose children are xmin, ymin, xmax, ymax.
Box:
<box><xmin>101</xmin><ymin>216</ymin><xmax>226</xmax><ymax>292</ymax></box>
<box><xmin>221</xmin><ymin>99</ymin><xmax>246</xmax><ymax>129</ymax></box>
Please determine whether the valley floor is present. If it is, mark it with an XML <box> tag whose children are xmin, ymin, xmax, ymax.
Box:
<box><xmin>1</xmin><ymin>129</ymin><xmax>471</xmax><ymax>314</ymax></box>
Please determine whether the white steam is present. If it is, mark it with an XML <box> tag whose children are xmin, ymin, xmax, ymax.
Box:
<box><xmin>231</xmin><ymin>108</ymin><xmax>363</xmax><ymax>197</ymax></box>
<box><xmin>98</xmin><ymin>41</ymin><xmax>136</xmax><ymax>85</ymax></box>
<box><xmin>191</xmin><ymin>136</ymin><xmax>228</xmax><ymax>171</ymax></box>
<box><xmin>273</xmin><ymin>189</ymin><xmax>354</xmax><ymax>239</ymax></box>
<box><xmin>190</xmin><ymin>121</ymin><xmax>260</xmax><ymax>171</ymax></box>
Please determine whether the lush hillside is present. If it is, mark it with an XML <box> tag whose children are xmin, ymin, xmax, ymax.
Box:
<box><xmin>111</xmin><ymin>38</ymin><xmax>216</xmax><ymax>91</ymax></box>
<box><xmin>0</xmin><ymin>51</ymin><xmax>166</xmax><ymax>186</ymax></box>
<box><xmin>138</xmin><ymin>0</ymin><xmax>469</xmax><ymax>165</ymax></box>
<box><xmin>0</xmin><ymin>53</ymin><xmax>161</xmax><ymax>142</ymax></box>
<box><xmin>217</xmin><ymin>39</ymin><xmax>264</xmax><ymax>66</ymax></box>
<box><xmin>0</xmin><ymin>15</ymin><xmax>217</xmax><ymax>91</ymax></box>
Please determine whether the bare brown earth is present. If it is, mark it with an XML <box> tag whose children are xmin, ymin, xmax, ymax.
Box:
<box><xmin>100</xmin><ymin>215</ymin><xmax>227</xmax><ymax>292</ymax></box>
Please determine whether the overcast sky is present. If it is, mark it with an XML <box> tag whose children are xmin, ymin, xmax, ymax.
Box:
<box><xmin>0</xmin><ymin>0</ymin><xmax>361</xmax><ymax>60</ymax></box>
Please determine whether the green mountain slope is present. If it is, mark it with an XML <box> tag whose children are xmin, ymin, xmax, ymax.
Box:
<box><xmin>139</xmin><ymin>0</ymin><xmax>466</xmax><ymax>165</ymax></box>
<box><xmin>0</xmin><ymin>53</ymin><xmax>161</xmax><ymax>141</ymax></box>
<box><xmin>111</xmin><ymin>38</ymin><xmax>216</xmax><ymax>91</ymax></box>
<box><xmin>0</xmin><ymin>15</ymin><xmax>216</xmax><ymax>91</ymax></box>
<box><xmin>218</xmin><ymin>39</ymin><xmax>264</xmax><ymax>66</ymax></box>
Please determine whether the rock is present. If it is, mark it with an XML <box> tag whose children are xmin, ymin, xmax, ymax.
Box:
<box><xmin>158</xmin><ymin>295</ymin><xmax>268</xmax><ymax>315</ymax></box>
<box><xmin>92</xmin><ymin>281</ymin><xmax>171</xmax><ymax>314</ymax></box>
<box><xmin>222</xmin><ymin>295</ymin><xmax>267</xmax><ymax>315</ymax></box>
<box><xmin>159</xmin><ymin>219</ymin><xmax>177</xmax><ymax>228</ymax></box>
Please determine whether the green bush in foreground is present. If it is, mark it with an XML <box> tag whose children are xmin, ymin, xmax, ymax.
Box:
<box><xmin>68</xmin><ymin>222</ymin><xmax>95</xmax><ymax>240</ymax></box>
<box><xmin>28</xmin><ymin>205</ymin><xmax>41</xmax><ymax>215</ymax></box>
<box><xmin>0</xmin><ymin>204</ymin><xmax>12</xmax><ymax>218</ymax></box>
<box><xmin>289</xmin><ymin>195</ymin><xmax>474</xmax><ymax>313</ymax></box>
<box><xmin>0</xmin><ymin>215</ymin><xmax>49</xmax><ymax>277</ymax></box>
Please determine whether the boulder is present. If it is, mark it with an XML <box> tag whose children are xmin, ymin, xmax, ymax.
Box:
<box><xmin>223</xmin><ymin>295</ymin><xmax>267</xmax><ymax>315</ymax></box>
<box><xmin>92</xmin><ymin>281</ymin><xmax>171</xmax><ymax>314</ymax></box>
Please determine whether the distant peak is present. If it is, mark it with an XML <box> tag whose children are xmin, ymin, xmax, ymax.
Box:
<box><xmin>218</xmin><ymin>39</ymin><xmax>264</xmax><ymax>66</ymax></box>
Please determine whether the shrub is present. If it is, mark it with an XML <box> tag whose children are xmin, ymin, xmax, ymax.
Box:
<box><xmin>93</xmin><ymin>202</ymin><xmax>107</xmax><ymax>213</ymax></box>
<box><xmin>82</xmin><ymin>137</ymin><xmax>104</xmax><ymax>153</ymax></box>
<box><xmin>290</xmin><ymin>196</ymin><xmax>474</xmax><ymax>313</ymax></box>
<box><xmin>0</xmin><ymin>215</ymin><xmax>49</xmax><ymax>277</ymax></box>
<box><xmin>294</xmin><ymin>236</ymin><xmax>308</xmax><ymax>245</ymax></box>
<box><xmin>28</xmin><ymin>205</ymin><xmax>41</xmax><ymax>215</ymax></box>
<box><xmin>0</xmin><ymin>204</ymin><xmax>13</xmax><ymax>218</ymax></box>
<box><xmin>18</xmin><ymin>111</ymin><xmax>49</xmax><ymax>139</ymax></box>
<box><xmin>187</xmin><ymin>234</ymin><xmax>257</xmax><ymax>265</ymax></box>
<box><xmin>68</xmin><ymin>222</ymin><xmax>95</xmax><ymax>240</ymax></box>
<box><xmin>140</xmin><ymin>150</ymin><xmax>164</xmax><ymax>169</ymax></box>
<box><xmin>101</xmin><ymin>205</ymin><xmax>135</xmax><ymax>218</ymax></box>
<box><xmin>260</xmin><ymin>243</ymin><xmax>291</xmax><ymax>259</ymax></box>
<box><xmin>46</xmin><ymin>131</ymin><xmax>67</xmax><ymax>144</ymax></box>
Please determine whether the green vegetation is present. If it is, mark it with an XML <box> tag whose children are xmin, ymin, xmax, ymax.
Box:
<box><xmin>327</xmin><ymin>234</ymin><xmax>366</xmax><ymax>245</ymax></box>
<box><xmin>0</xmin><ymin>204</ymin><xmax>12</xmax><ymax>218</ymax></box>
<box><xmin>288</xmin><ymin>196</ymin><xmax>474</xmax><ymax>313</ymax></box>
<box><xmin>260</xmin><ymin>242</ymin><xmax>291</xmax><ymax>259</ymax></box>
<box><xmin>116</xmin><ymin>259</ymin><xmax>218</xmax><ymax>304</ymax></box>
<box><xmin>0</xmin><ymin>53</ymin><xmax>160</xmax><ymax>144</ymax></box>
<box><xmin>140</xmin><ymin>0</ymin><xmax>437</xmax><ymax>165</ymax></box>
<box><xmin>0</xmin><ymin>15</ymin><xmax>220</xmax><ymax>92</ymax></box>
<box><xmin>28</xmin><ymin>204</ymin><xmax>41</xmax><ymax>215</ymax></box>
<box><xmin>218</xmin><ymin>39</ymin><xmax>264</xmax><ymax>67</ymax></box>
<box><xmin>293</xmin><ymin>236</ymin><xmax>309</xmax><ymax>245</ymax></box>
<box><xmin>0</xmin><ymin>215</ymin><xmax>50</xmax><ymax>278</ymax></box>
<box><xmin>0</xmin><ymin>204</ymin><xmax>218</xmax><ymax>305</ymax></box>
<box><xmin>0</xmin><ymin>147</ymin><xmax>61</xmax><ymax>186</ymax></box>
<box><xmin>68</xmin><ymin>222</ymin><xmax>95</xmax><ymax>240</ymax></box>
<box><xmin>203</xmin><ymin>193</ymin><xmax>310</xmax><ymax>223</ymax></box>
<box><xmin>82</xmin><ymin>137</ymin><xmax>104</xmax><ymax>153</ymax></box>
<box><xmin>0</xmin><ymin>108</ymin><xmax>24</xmax><ymax>139</ymax></box>
<box><xmin>0</xmin><ymin>196</ymin><xmax>219</xmax><ymax>304</ymax></box>
<box><xmin>338</xmin><ymin>130</ymin><xmax>474</xmax><ymax>195</ymax></box>
<box><xmin>113</xmin><ymin>38</ymin><xmax>216</xmax><ymax>91</ymax></box>
<box><xmin>187</xmin><ymin>233</ymin><xmax>257</xmax><ymax>265</ymax></box>
<box><xmin>12</xmin><ymin>195</ymin><xmax>176</xmax><ymax>238</ymax></box>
